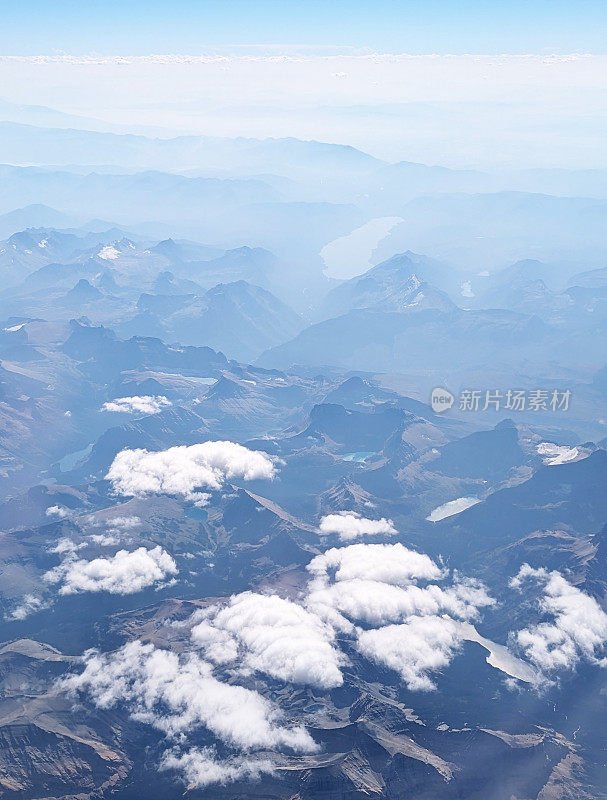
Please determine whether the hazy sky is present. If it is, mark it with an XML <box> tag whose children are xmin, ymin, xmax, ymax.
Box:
<box><xmin>2</xmin><ymin>52</ymin><xmax>606</xmax><ymax>168</ymax></box>
<box><xmin>1</xmin><ymin>3</ymin><xmax>606</xmax><ymax>169</ymax></box>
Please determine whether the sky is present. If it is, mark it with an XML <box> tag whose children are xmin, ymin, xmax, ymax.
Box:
<box><xmin>2</xmin><ymin>51</ymin><xmax>606</xmax><ymax>169</ymax></box>
<box><xmin>1</xmin><ymin>2</ymin><xmax>606</xmax><ymax>169</ymax></box>
<box><xmin>2</xmin><ymin>0</ymin><xmax>607</xmax><ymax>56</ymax></box>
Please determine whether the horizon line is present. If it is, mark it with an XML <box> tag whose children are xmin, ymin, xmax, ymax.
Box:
<box><xmin>0</xmin><ymin>52</ymin><xmax>601</xmax><ymax>63</ymax></box>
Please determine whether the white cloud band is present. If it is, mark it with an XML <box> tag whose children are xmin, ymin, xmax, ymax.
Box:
<box><xmin>44</xmin><ymin>546</ymin><xmax>177</xmax><ymax>595</ymax></box>
<box><xmin>106</xmin><ymin>441</ymin><xmax>277</xmax><ymax>503</ymax></box>
<box><xmin>102</xmin><ymin>395</ymin><xmax>172</xmax><ymax>415</ymax></box>
<box><xmin>319</xmin><ymin>512</ymin><xmax>396</xmax><ymax>540</ymax></box>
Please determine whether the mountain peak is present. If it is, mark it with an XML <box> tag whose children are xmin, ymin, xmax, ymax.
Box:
<box><xmin>319</xmin><ymin>255</ymin><xmax>458</xmax><ymax>319</ymax></box>
<box><xmin>64</xmin><ymin>278</ymin><xmax>103</xmax><ymax>302</ymax></box>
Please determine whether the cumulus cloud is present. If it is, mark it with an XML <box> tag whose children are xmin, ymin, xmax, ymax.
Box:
<box><xmin>102</xmin><ymin>395</ymin><xmax>172</xmax><ymax>415</ymax></box>
<box><xmin>106</xmin><ymin>441</ymin><xmax>277</xmax><ymax>504</ymax></box>
<box><xmin>191</xmin><ymin>592</ymin><xmax>344</xmax><ymax>689</ymax></box>
<box><xmin>510</xmin><ymin>564</ymin><xmax>607</xmax><ymax>673</ymax></box>
<box><xmin>90</xmin><ymin>533</ymin><xmax>121</xmax><ymax>546</ymax></box>
<box><xmin>46</xmin><ymin>505</ymin><xmax>69</xmax><ymax>518</ymax></box>
<box><xmin>108</xmin><ymin>515</ymin><xmax>141</xmax><ymax>531</ymax></box>
<box><xmin>89</xmin><ymin>515</ymin><xmax>142</xmax><ymax>546</ymax></box>
<box><xmin>65</xmin><ymin>640</ymin><xmax>316</xmax><ymax>782</ymax></box>
<box><xmin>190</xmin><ymin>620</ymin><xmax>240</xmax><ymax>664</ymax></box>
<box><xmin>66</xmin><ymin>641</ymin><xmax>315</xmax><ymax>750</ymax></box>
<box><xmin>5</xmin><ymin>594</ymin><xmax>49</xmax><ymax>621</ymax></box>
<box><xmin>318</xmin><ymin>512</ymin><xmax>396</xmax><ymax>541</ymax></box>
<box><xmin>307</xmin><ymin>542</ymin><xmax>445</xmax><ymax>586</ymax></box>
<box><xmin>48</xmin><ymin>537</ymin><xmax>85</xmax><ymax>554</ymax></box>
<box><xmin>63</xmin><ymin>537</ymin><xmax>504</xmax><ymax>787</ymax></box>
<box><xmin>44</xmin><ymin>546</ymin><xmax>177</xmax><ymax>595</ymax></box>
<box><xmin>160</xmin><ymin>747</ymin><xmax>275</xmax><ymax>789</ymax></box>
<box><xmin>307</xmin><ymin>577</ymin><xmax>492</xmax><ymax>633</ymax></box>
<box><xmin>187</xmin><ymin>545</ymin><xmax>493</xmax><ymax>699</ymax></box>
<box><xmin>305</xmin><ymin>542</ymin><xmax>494</xmax><ymax>687</ymax></box>
<box><xmin>357</xmin><ymin>616</ymin><xmax>461</xmax><ymax>691</ymax></box>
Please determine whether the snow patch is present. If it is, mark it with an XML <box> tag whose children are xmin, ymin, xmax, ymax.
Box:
<box><xmin>98</xmin><ymin>244</ymin><xmax>120</xmax><ymax>260</ymax></box>
<box><xmin>537</xmin><ymin>442</ymin><xmax>579</xmax><ymax>466</ymax></box>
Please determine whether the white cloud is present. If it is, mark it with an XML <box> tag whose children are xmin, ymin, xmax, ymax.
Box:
<box><xmin>102</xmin><ymin>395</ymin><xmax>172</xmax><ymax>415</ymax></box>
<box><xmin>357</xmin><ymin>616</ymin><xmax>461</xmax><ymax>691</ymax></box>
<box><xmin>192</xmin><ymin>592</ymin><xmax>344</xmax><ymax>689</ymax></box>
<box><xmin>426</xmin><ymin>496</ymin><xmax>480</xmax><ymax>522</ymax></box>
<box><xmin>307</xmin><ymin>542</ymin><xmax>444</xmax><ymax>586</ymax></box>
<box><xmin>44</xmin><ymin>546</ymin><xmax>177</xmax><ymax>595</ymax></box>
<box><xmin>65</xmin><ymin>640</ymin><xmax>316</xmax><ymax>756</ymax></box>
<box><xmin>88</xmin><ymin>515</ymin><xmax>141</xmax><ymax>546</ymax></box>
<box><xmin>510</xmin><ymin>564</ymin><xmax>607</xmax><ymax>673</ymax></box>
<box><xmin>61</xmin><ymin>536</ymin><xmax>508</xmax><ymax>787</ymax></box>
<box><xmin>160</xmin><ymin>747</ymin><xmax>275</xmax><ymax>788</ymax></box>
<box><xmin>48</xmin><ymin>537</ymin><xmax>85</xmax><ymax>554</ymax></box>
<box><xmin>307</xmin><ymin>577</ymin><xmax>493</xmax><ymax>634</ymax></box>
<box><xmin>106</xmin><ymin>441</ymin><xmax>277</xmax><ymax>504</ymax></box>
<box><xmin>188</xmin><ymin>547</ymin><xmax>492</xmax><ymax>697</ymax></box>
<box><xmin>305</xmin><ymin>543</ymin><xmax>445</xmax><ymax>633</ymax></box>
<box><xmin>5</xmin><ymin>594</ymin><xmax>48</xmax><ymax>621</ymax></box>
<box><xmin>318</xmin><ymin>512</ymin><xmax>396</xmax><ymax>541</ymax></box>
<box><xmin>183</xmin><ymin>543</ymin><xmax>494</xmax><ymax>704</ymax></box>
<box><xmin>107</xmin><ymin>515</ymin><xmax>141</xmax><ymax>531</ymax></box>
<box><xmin>90</xmin><ymin>534</ymin><xmax>121</xmax><ymax>546</ymax></box>
<box><xmin>190</xmin><ymin>620</ymin><xmax>240</xmax><ymax>664</ymax></box>
<box><xmin>305</xmin><ymin>542</ymin><xmax>494</xmax><ymax>686</ymax></box>
<box><xmin>46</xmin><ymin>505</ymin><xmax>69</xmax><ymax>518</ymax></box>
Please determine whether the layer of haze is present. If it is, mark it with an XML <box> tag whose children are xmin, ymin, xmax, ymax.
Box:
<box><xmin>1</xmin><ymin>54</ymin><xmax>606</xmax><ymax>168</ymax></box>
